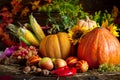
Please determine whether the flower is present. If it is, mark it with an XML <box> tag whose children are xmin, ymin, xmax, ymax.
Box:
<box><xmin>68</xmin><ymin>23</ymin><xmax>98</xmax><ymax>45</ymax></box>
<box><xmin>109</xmin><ymin>24</ymin><xmax>119</xmax><ymax>37</ymax></box>
<box><xmin>68</xmin><ymin>25</ymin><xmax>87</xmax><ymax>45</ymax></box>
<box><xmin>0</xmin><ymin>46</ymin><xmax>17</xmax><ymax>60</ymax></box>
<box><xmin>102</xmin><ymin>20</ymin><xmax>119</xmax><ymax>37</ymax></box>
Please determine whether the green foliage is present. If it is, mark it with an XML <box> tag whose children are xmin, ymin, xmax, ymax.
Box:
<box><xmin>89</xmin><ymin>10</ymin><xmax>114</xmax><ymax>26</ymax></box>
<box><xmin>40</xmin><ymin>0</ymin><xmax>89</xmax><ymax>34</ymax></box>
<box><xmin>38</xmin><ymin>0</ymin><xmax>115</xmax><ymax>34</ymax></box>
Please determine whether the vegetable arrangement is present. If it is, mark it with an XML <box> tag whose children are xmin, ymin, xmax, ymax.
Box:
<box><xmin>0</xmin><ymin>0</ymin><xmax>120</xmax><ymax>77</ymax></box>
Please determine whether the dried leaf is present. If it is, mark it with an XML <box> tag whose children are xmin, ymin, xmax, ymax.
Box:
<box><xmin>111</xmin><ymin>6</ymin><xmax>119</xmax><ymax>18</ymax></box>
<box><xmin>30</xmin><ymin>0</ymin><xmax>41</xmax><ymax>10</ymax></box>
<box><xmin>2</xmin><ymin>33</ymin><xmax>15</xmax><ymax>46</ymax></box>
<box><xmin>11</xmin><ymin>0</ymin><xmax>23</xmax><ymax>15</ymax></box>
<box><xmin>20</xmin><ymin>7</ymin><xmax>30</xmax><ymax>17</ymax></box>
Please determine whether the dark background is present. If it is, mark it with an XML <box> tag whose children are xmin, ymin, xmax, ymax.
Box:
<box><xmin>0</xmin><ymin>0</ymin><xmax>120</xmax><ymax>12</ymax></box>
<box><xmin>79</xmin><ymin>0</ymin><xmax>120</xmax><ymax>12</ymax></box>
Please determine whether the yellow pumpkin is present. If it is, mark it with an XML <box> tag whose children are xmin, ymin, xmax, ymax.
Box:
<box><xmin>39</xmin><ymin>32</ymin><xmax>73</xmax><ymax>59</ymax></box>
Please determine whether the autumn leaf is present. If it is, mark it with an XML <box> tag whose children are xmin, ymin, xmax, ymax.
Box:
<box><xmin>20</xmin><ymin>7</ymin><xmax>30</xmax><ymax>17</ymax></box>
<box><xmin>111</xmin><ymin>6</ymin><xmax>119</xmax><ymax>18</ymax></box>
<box><xmin>2</xmin><ymin>32</ymin><xmax>15</xmax><ymax>46</ymax></box>
<box><xmin>30</xmin><ymin>0</ymin><xmax>41</xmax><ymax>10</ymax></box>
<box><xmin>11</xmin><ymin>0</ymin><xmax>23</xmax><ymax>15</ymax></box>
<box><xmin>0</xmin><ymin>6</ymin><xmax>13</xmax><ymax>28</ymax></box>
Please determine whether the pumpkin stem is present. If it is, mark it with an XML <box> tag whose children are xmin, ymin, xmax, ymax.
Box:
<box><xmin>86</xmin><ymin>16</ymin><xmax>90</xmax><ymax>21</ymax></box>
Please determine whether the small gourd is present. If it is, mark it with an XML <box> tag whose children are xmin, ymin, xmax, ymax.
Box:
<box><xmin>77</xmin><ymin>16</ymin><xmax>97</xmax><ymax>30</ymax></box>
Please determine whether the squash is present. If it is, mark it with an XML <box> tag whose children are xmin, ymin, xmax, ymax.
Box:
<box><xmin>76</xmin><ymin>60</ymin><xmax>89</xmax><ymax>73</ymax></box>
<box><xmin>77</xmin><ymin>27</ymin><xmax>120</xmax><ymax>69</ymax></box>
<box><xmin>77</xmin><ymin>16</ymin><xmax>97</xmax><ymax>30</ymax></box>
<box><xmin>39</xmin><ymin>32</ymin><xmax>73</xmax><ymax>59</ymax></box>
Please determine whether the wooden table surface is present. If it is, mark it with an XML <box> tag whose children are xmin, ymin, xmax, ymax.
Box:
<box><xmin>0</xmin><ymin>64</ymin><xmax>120</xmax><ymax>80</ymax></box>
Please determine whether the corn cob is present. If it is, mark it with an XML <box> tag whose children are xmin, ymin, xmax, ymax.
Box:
<box><xmin>7</xmin><ymin>24</ymin><xmax>31</xmax><ymax>46</ymax></box>
<box><xmin>19</xmin><ymin>36</ymin><xmax>31</xmax><ymax>45</ymax></box>
<box><xmin>29</xmin><ymin>14</ymin><xmax>45</xmax><ymax>42</ymax></box>
<box><xmin>20</xmin><ymin>28</ymin><xmax>40</xmax><ymax>46</ymax></box>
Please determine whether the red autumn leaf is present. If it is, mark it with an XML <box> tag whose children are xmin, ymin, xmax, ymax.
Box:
<box><xmin>11</xmin><ymin>0</ymin><xmax>23</xmax><ymax>15</ymax></box>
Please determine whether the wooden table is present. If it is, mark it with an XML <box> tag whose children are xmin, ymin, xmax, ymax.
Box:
<box><xmin>0</xmin><ymin>64</ymin><xmax>120</xmax><ymax>80</ymax></box>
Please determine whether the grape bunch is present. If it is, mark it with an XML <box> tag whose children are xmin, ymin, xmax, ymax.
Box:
<box><xmin>12</xmin><ymin>45</ymin><xmax>38</xmax><ymax>60</ymax></box>
<box><xmin>98</xmin><ymin>63</ymin><xmax>120</xmax><ymax>72</ymax></box>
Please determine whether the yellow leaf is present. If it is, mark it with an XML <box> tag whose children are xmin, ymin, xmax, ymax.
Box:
<box><xmin>21</xmin><ymin>7</ymin><xmax>30</xmax><ymax>17</ymax></box>
<box><xmin>101</xmin><ymin>20</ymin><xmax>109</xmax><ymax>28</ymax></box>
<box><xmin>30</xmin><ymin>0</ymin><xmax>41</xmax><ymax>10</ymax></box>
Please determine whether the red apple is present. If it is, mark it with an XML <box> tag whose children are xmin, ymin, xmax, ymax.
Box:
<box><xmin>38</xmin><ymin>57</ymin><xmax>54</xmax><ymax>70</ymax></box>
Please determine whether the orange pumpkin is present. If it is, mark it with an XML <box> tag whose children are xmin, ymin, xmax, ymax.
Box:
<box><xmin>39</xmin><ymin>32</ymin><xmax>73</xmax><ymax>59</ymax></box>
<box><xmin>78</xmin><ymin>27</ymin><xmax>120</xmax><ymax>69</ymax></box>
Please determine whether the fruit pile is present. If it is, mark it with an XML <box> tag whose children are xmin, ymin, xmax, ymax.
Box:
<box><xmin>23</xmin><ymin>55</ymin><xmax>89</xmax><ymax>76</ymax></box>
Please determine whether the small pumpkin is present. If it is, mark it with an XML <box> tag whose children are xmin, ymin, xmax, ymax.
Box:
<box><xmin>77</xmin><ymin>27</ymin><xmax>120</xmax><ymax>69</ymax></box>
<box><xmin>26</xmin><ymin>55</ymin><xmax>41</xmax><ymax>66</ymax></box>
<box><xmin>77</xmin><ymin>16</ymin><xmax>97</xmax><ymax>30</ymax></box>
<box><xmin>39</xmin><ymin>32</ymin><xmax>73</xmax><ymax>59</ymax></box>
<box><xmin>76</xmin><ymin>60</ymin><xmax>89</xmax><ymax>73</ymax></box>
<box><xmin>66</xmin><ymin>56</ymin><xmax>78</xmax><ymax>67</ymax></box>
